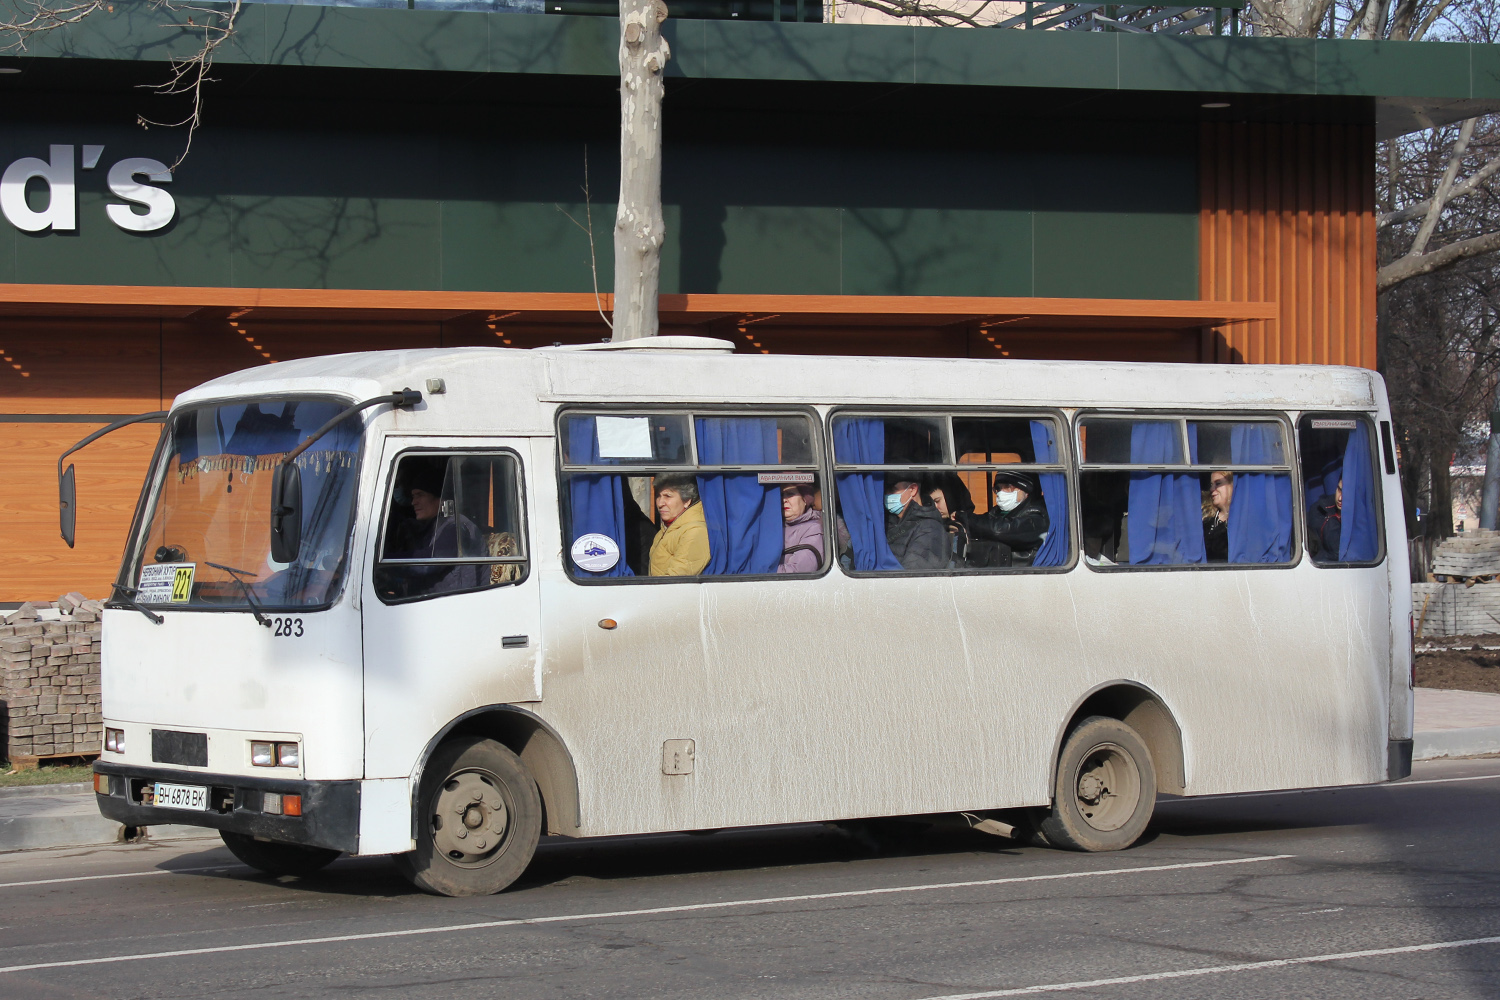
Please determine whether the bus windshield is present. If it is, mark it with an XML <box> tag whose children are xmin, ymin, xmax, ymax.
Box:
<box><xmin>127</xmin><ymin>398</ymin><xmax>364</xmax><ymax>610</ymax></box>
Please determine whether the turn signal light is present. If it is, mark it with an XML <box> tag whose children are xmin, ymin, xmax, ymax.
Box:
<box><xmin>261</xmin><ymin>792</ymin><xmax>303</xmax><ymax>817</ymax></box>
<box><xmin>104</xmin><ymin>727</ymin><xmax>124</xmax><ymax>754</ymax></box>
<box><xmin>93</xmin><ymin>772</ymin><xmax>109</xmax><ymax>794</ymax></box>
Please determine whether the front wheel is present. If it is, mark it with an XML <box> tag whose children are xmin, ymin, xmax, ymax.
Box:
<box><xmin>394</xmin><ymin>736</ymin><xmax>542</xmax><ymax>897</ymax></box>
<box><xmin>220</xmin><ymin>831</ymin><xmax>340</xmax><ymax>877</ymax></box>
<box><xmin>1039</xmin><ymin>716</ymin><xmax>1156</xmax><ymax>852</ymax></box>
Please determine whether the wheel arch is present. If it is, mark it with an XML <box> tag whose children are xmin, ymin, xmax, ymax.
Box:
<box><xmin>1049</xmin><ymin>682</ymin><xmax>1186</xmax><ymax>797</ymax></box>
<box><xmin>412</xmin><ymin>705</ymin><xmax>582</xmax><ymax>838</ymax></box>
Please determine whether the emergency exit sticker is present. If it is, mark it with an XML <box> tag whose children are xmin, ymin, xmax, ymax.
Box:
<box><xmin>139</xmin><ymin>563</ymin><xmax>195</xmax><ymax>603</ymax></box>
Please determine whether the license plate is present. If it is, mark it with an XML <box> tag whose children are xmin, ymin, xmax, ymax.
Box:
<box><xmin>152</xmin><ymin>782</ymin><xmax>208</xmax><ymax>811</ymax></box>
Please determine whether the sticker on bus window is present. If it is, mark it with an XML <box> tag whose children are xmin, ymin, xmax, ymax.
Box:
<box><xmin>756</xmin><ymin>472</ymin><xmax>816</xmax><ymax>484</ymax></box>
<box><xmin>1310</xmin><ymin>419</ymin><xmax>1359</xmax><ymax>430</ymax></box>
<box><xmin>571</xmin><ymin>534</ymin><xmax>620</xmax><ymax>573</ymax></box>
<box><xmin>139</xmin><ymin>562</ymin><xmax>195</xmax><ymax>603</ymax></box>
<box><xmin>595</xmin><ymin>416</ymin><xmax>653</xmax><ymax>459</ymax></box>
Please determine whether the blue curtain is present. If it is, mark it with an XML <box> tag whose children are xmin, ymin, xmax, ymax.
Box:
<box><xmin>566</xmin><ymin>416</ymin><xmax>634</xmax><ymax>577</ymax></box>
<box><xmin>833</xmin><ymin>419</ymin><xmax>902</xmax><ymax>571</ymax></box>
<box><xmin>1226</xmin><ymin>424</ymin><xmax>1294</xmax><ymax>564</ymax></box>
<box><xmin>1127</xmin><ymin>422</ymin><xmax>1205</xmax><ymax>565</ymax></box>
<box><xmin>1339</xmin><ymin>421</ymin><xmax>1380</xmax><ymax>562</ymax></box>
<box><xmin>1029</xmin><ymin>420</ymin><xmax>1069</xmax><ymax>567</ymax></box>
<box><xmin>694</xmin><ymin>417</ymin><xmax>784</xmax><ymax>575</ymax></box>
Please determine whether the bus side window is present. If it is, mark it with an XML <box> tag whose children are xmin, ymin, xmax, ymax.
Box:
<box><xmin>1298</xmin><ymin>415</ymin><xmax>1383</xmax><ymax>565</ymax></box>
<box><xmin>1079</xmin><ymin>416</ymin><xmax>1296</xmax><ymax>568</ymax></box>
<box><xmin>374</xmin><ymin>452</ymin><xmax>528</xmax><ymax>603</ymax></box>
<box><xmin>560</xmin><ymin>410</ymin><xmax>827</xmax><ymax>581</ymax></box>
<box><xmin>832</xmin><ymin>413</ymin><xmax>1070</xmax><ymax>573</ymax></box>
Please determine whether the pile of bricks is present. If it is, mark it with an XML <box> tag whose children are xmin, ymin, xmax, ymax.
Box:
<box><xmin>1413</xmin><ymin>581</ymin><xmax>1500</xmax><ymax>638</ymax></box>
<box><xmin>0</xmin><ymin>593</ymin><xmax>104</xmax><ymax>768</ymax></box>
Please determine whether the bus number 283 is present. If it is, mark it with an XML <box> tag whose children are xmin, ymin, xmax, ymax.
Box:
<box><xmin>272</xmin><ymin>618</ymin><xmax>304</xmax><ymax>637</ymax></box>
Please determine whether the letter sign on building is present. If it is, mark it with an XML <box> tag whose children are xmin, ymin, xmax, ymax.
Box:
<box><xmin>0</xmin><ymin>144</ymin><xmax>175</xmax><ymax>234</ymax></box>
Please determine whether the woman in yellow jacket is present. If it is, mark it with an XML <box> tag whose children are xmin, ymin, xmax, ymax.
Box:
<box><xmin>649</xmin><ymin>475</ymin><xmax>711</xmax><ymax>576</ymax></box>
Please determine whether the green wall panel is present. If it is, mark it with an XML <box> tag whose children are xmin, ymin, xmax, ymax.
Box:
<box><xmin>229</xmin><ymin>197</ymin><xmax>442</xmax><ymax>290</ymax></box>
<box><xmin>0</xmin><ymin>116</ymin><xmax>1199</xmax><ymax>300</ymax></box>
<box><xmin>34</xmin><ymin>4</ymin><xmax>1493</xmax><ymax>105</ymax></box>
<box><xmin>1033</xmin><ymin>211</ymin><xmax>1198</xmax><ymax>300</ymax></box>
<box><xmin>713</xmin><ymin>206</ymin><xmax>842</xmax><ymax>294</ymax></box>
<box><xmin>16</xmin><ymin>193</ymin><xmax>233</xmax><ymax>287</ymax></box>
<box><xmin>442</xmin><ymin>201</ymin><xmax>617</xmax><ymax>293</ymax></box>
<box><xmin>841</xmin><ymin>209</ymin><xmax>1033</xmax><ymax>297</ymax></box>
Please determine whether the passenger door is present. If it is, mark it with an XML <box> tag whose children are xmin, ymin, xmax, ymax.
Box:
<box><xmin>361</xmin><ymin>440</ymin><xmax>542</xmax><ymax>781</ymax></box>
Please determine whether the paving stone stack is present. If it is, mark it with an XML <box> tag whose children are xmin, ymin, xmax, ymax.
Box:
<box><xmin>0</xmin><ymin>593</ymin><xmax>104</xmax><ymax>767</ymax></box>
<box><xmin>1413</xmin><ymin>581</ymin><xmax>1500</xmax><ymax>638</ymax></box>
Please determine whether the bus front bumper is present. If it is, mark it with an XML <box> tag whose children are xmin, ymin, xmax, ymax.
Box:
<box><xmin>93</xmin><ymin>762</ymin><xmax>359</xmax><ymax>854</ymax></box>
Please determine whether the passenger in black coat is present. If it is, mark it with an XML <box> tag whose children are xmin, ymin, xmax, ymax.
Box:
<box><xmin>884</xmin><ymin>478</ymin><xmax>948</xmax><ymax>571</ymax></box>
<box><xmin>1308</xmin><ymin>480</ymin><xmax>1343</xmax><ymax>560</ymax></box>
<box><xmin>954</xmin><ymin>471</ymin><xmax>1050</xmax><ymax>568</ymax></box>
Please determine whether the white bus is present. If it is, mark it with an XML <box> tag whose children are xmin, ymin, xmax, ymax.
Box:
<box><xmin>75</xmin><ymin>337</ymin><xmax>1412</xmax><ymax>896</ymax></box>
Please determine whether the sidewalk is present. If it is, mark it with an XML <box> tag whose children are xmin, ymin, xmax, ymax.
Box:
<box><xmin>1414</xmin><ymin>686</ymin><xmax>1500</xmax><ymax>760</ymax></box>
<box><xmin>0</xmin><ymin>783</ymin><xmax>217</xmax><ymax>853</ymax></box>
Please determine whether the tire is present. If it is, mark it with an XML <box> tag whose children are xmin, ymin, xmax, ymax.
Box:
<box><xmin>220</xmin><ymin>831</ymin><xmax>340</xmax><ymax>877</ymax></box>
<box><xmin>394</xmin><ymin>736</ymin><xmax>542</xmax><ymax>897</ymax></box>
<box><xmin>1039</xmin><ymin>716</ymin><xmax>1156</xmax><ymax>852</ymax></box>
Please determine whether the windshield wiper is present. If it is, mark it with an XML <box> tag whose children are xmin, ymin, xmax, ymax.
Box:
<box><xmin>108</xmin><ymin>584</ymin><xmax>163</xmax><ymax>625</ymax></box>
<box><xmin>205</xmin><ymin>562</ymin><xmax>273</xmax><ymax>628</ymax></box>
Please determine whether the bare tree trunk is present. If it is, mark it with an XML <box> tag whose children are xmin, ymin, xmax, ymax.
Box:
<box><xmin>612</xmin><ymin>0</ymin><xmax>670</xmax><ymax>342</ymax></box>
<box><xmin>1483</xmin><ymin>404</ymin><xmax>1500</xmax><ymax>530</ymax></box>
<box><xmin>1430</xmin><ymin>448</ymin><xmax>1455</xmax><ymax>538</ymax></box>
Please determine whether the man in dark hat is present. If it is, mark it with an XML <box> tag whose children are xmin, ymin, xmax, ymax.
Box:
<box><xmin>377</xmin><ymin>457</ymin><xmax>484</xmax><ymax>598</ymax></box>
<box><xmin>954</xmin><ymin>470</ymin><xmax>1050</xmax><ymax>568</ymax></box>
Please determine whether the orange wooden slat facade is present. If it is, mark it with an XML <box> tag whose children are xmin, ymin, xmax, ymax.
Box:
<box><xmin>1199</xmin><ymin>122</ymin><xmax>1377</xmax><ymax>368</ymax></box>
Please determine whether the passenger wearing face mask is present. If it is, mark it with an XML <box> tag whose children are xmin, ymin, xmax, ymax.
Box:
<box><xmin>883</xmin><ymin>477</ymin><xmax>948</xmax><ymax>571</ymax></box>
<box><xmin>954</xmin><ymin>471</ymin><xmax>1050</xmax><ymax>568</ymax></box>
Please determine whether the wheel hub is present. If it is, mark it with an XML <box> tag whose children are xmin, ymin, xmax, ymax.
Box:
<box><xmin>1071</xmin><ymin>742</ymin><xmax>1140</xmax><ymax>833</ymax></box>
<box><xmin>431</xmin><ymin>771</ymin><xmax>510</xmax><ymax>866</ymax></box>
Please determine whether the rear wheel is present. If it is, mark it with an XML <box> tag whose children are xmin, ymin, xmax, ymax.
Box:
<box><xmin>1039</xmin><ymin>716</ymin><xmax>1156</xmax><ymax>852</ymax></box>
<box><xmin>394</xmin><ymin>736</ymin><xmax>541</xmax><ymax>897</ymax></box>
<box><xmin>220</xmin><ymin>831</ymin><xmax>340</xmax><ymax>877</ymax></box>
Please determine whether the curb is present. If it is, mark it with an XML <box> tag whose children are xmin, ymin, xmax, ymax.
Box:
<box><xmin>0</xmin><ymin>783</ymin><xmax>219</xmax><ymax>854</ymax></box>
<box><xmin>1415</xmin><ymin>726</ymin><xmax>1500</xmax><ymax>761</ymax></box>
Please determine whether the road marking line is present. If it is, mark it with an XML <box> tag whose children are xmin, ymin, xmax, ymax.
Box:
<box><xmin>915</xmin><ymin>934</ymin><xmax>1500</xmax><ymax>998</ymax></box>
<box><xmin>1176</xmin><ymin>772</ymin><xmax>1500</xmax><ymax>803</ymax></box>
<box><xmin>1399</xmin><ymin>773</ymin><xmax>1500</xmax><ymax>787</ymax></box>
<box><xmin>0</xmin><ymin>854</ymin><xmax>1292</xmax><ymax>974</ymax></box>
<box><xmin>0</xmin><ymin>865</ymin><xmax>236</xmax><ymax>890</ymax></box>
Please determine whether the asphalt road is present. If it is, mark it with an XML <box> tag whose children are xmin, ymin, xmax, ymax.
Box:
<box><xmin>1</xmin><ymin>758</ymin><xmax>1498</xmax><ymax>1000</ymax></box>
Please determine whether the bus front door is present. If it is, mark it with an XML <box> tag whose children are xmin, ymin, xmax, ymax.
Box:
<box><xmin>360</xmin><ymin>439</ymin><xmax>543</xmax><ymax>791</ymax></box>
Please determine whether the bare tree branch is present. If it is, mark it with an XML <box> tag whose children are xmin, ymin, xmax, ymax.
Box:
<box><xmin>134</xmin><ymin>0</ymin><xmax>242</xmax><ymax>170</ymax></box>
<box><xmin>0</xmin><ymin>0</ymin><xmax>106</xmax><ymax>51</ymax></box>
<box><xmin>1380</xmin><ymin>149</ymin><xmax>1500</xmax><ymax>229</ymax></box>
<box><xmin>1379</xmin><ymin>229</ymin><xmax>1500</xmax><ymax>292</ymax></box>
<box><xmin>1408</xmin><ymin>117</ymin><xmax>1477</xmax><ymax>259</ymax></box>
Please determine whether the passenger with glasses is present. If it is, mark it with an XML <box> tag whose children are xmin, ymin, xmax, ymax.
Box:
<box><xmin>1202</xmin><ymin>471</ymin><xmax>1234</xmax><ymax>563</ymax></box>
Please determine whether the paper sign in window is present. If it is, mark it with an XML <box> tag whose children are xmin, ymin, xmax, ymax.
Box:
<box><xmin>595</xmin><ymin>416</ymin><xmax>654</xmax><ymax>459</ymax></box>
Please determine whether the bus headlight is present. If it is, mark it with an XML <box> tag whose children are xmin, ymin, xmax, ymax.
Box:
<box><xmin>250</xmin><ymin>741</ymin><xmax>274</xmax><ymax>767</ymax></box>
<box><xmin>251</xmin><ymin>741</ymin><xmax>299</xmax><ymax>767</ymax></box>
<box><xmin>104</xmin><ymin>728</ymin><xmax>125</xmax><ymax>754</ymax></box>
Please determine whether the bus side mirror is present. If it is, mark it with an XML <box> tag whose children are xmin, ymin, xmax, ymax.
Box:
<box><xmin>60</xmin><ymin>464</ymin><xmax>77</xmax><ymax>549</ymax></box>
<box><xmin>270</xmin><ymin>463</ymin><xmax>302</xmax><ymax>563</ymax></box>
